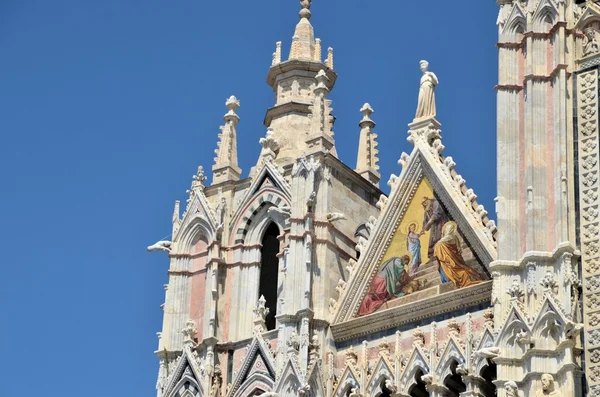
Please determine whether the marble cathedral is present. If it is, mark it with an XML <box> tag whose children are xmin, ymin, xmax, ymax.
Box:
<box><xmin>147</xmin><ymin>0</ymin><xmax>600</xmax><ymax>396</ymax></box>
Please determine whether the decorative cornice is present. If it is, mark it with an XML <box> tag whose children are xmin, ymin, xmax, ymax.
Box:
<box><xmin>330</xmin><ymin>282</ymin><xmax>492</xmax><ymax>342</ymax></box>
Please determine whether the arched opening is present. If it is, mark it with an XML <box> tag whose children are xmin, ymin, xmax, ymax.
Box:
<box><xmin>444</xmin><ymin>361</ymin><xmax>466</xmax><ymax>396</ymax></box>
<box><xmin>480</xmin><ymin>361</ymin><xmax>497</xmax><ymax>397</ymax></box>
<box><xmin>259</xmin><ymin>222</ymin><xmax>280</xmax><ymax>330</ymax></box>
<box><xmin>409</xmin><ymin>370</ymin><xmax>428</xmax><ymax>397</ymax></box>
<box><xmin>379</xmin><ymin>379</ymin><xmax>392</xmax><ymax>397</ymax></box>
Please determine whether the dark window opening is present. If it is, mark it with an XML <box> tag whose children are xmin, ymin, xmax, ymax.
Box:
<box><xmin>444</xmin><ymin>361</ymin><xmax>467</xmax><ymax>396</ymax></box>
<box><xmin>259</xmin><ymin>223</ymin><xmax>280</xmax><ymax>330</ymax></box>
<box><xmin>227</xmin><ymin>349</ymin><xmax>234</xmax><ymax>384</ymax></box>
<box><xmin>380</xmin><ymin>379</ymin><xmax>392</xmax><ymax>397</ymax></box>
<box><xmin>480</xmin><ymin>361</ymin><xmax>498</xmax><ymax>397</ymax></box>
<box><xmin>409</xmin><ymin>370</ymin><xmax>428</xmax><ymax>397</ymax></box>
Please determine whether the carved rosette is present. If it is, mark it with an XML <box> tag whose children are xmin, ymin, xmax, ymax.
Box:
<box><xmin>578</xmin><ymin>68</ymin><xmax>600</xmax><ymax>393</ymax></box>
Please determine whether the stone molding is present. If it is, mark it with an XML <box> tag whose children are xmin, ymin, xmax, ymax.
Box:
<box><xmin>576</xmin><ymin>66</ymin><xmax>600</xmax><ymax>394</ymax></box>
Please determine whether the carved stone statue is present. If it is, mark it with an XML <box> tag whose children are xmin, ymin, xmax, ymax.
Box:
<box><xmin>147</xmin><ymin>240</ymin><xmax>172</xmax><ymax>253</ymax></box>
<box><xmin>415</xmin><ymin>60</ymin><xmax>439</xmax><ymax>120</ymax></box>
<box><xmin>536</xmin><ymin>374</ymin><xmax>560</xmax><ymax>397</ymax></box>
<box><xmin>505</xmin><ymin>381</ymin><xmax>519</xmax><ymax>397</ymax></box>
<box><xmin>584</xmin><ymin>27</ymin><xmax>599</xmax><ymax>56</ymax></box>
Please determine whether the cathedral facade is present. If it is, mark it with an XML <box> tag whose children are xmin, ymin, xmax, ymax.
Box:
<box><xmin>148</xmin><ymin>1</ymin><xmax>600</xmax><ymax>396</ymax></box>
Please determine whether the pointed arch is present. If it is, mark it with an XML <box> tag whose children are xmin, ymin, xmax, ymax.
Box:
<box><xmin>442</xmin><ymin>360</ymin><xmax>466</xmax><ymax>396</ymax></box>
<box><xmin>366</xmin><ymin>357</ymin><xmax>394</xmax><ymax>397</ymax></box>
<box><xmin>531</xmin><ymin>297</ymin><xmax>569</xmax><ymax>349</ymax></box>
<box><xmin>176</xmin><ymin>214</ymin><xmax>217</xmax><ymax>253</ymax></box>
<box><xmin>497</xmin><ymin>305</ymin><xmax>531</xmax><ymax>358</ymax></box>
<box><xmin>502</xmin><ymin>3</ymin><xmax>527</xmax><ymax>35</ymax></box>
<box><xmin>399</xmin><ymin>347</ymin><xmax>430</xmax><ymax>395</ymax></box>
<box><xmin>532</xmin><ymin>0</ymin><xmax>558</xmax><ymax>32</ymax></box>
<box><xmin>274</xmin><ymin>357</ymin><xmax>303</xmax><ymax>396</ymax></box>
<box><xmin>333</xmin><ymin>367</ymin><xmax>360</xmax><ymax>397</ymax></box>
<box><xmin>436</xmin><ymin>339</ymin><xmax>466</xmax><ymax>385</ymax></box>
<box><xmin>237</xmin><ymin>372</ymin><xmax>275</xmax><ymax>397</ymax></box>
<box><xmin>169</xmin><ymin>375</ymin><xmax>203</xmax><ymax>397</ymax></box>
<box><xmin>229</xmin><ymin>188</ymin><xmax>290</xmax><ymax>246</ymax></box>
<box><xmin>473</xmin><ymin>328</ymin><xmax>496</xmax><ymax>376</ymax></box>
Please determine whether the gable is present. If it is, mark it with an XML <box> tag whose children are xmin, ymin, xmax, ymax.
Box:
<box><xmin>228</xmin><ymin>335</ymin><xmax>276</xmax><ymax>397</ymax></box>
<box><xmin>356</xmin><ymin>176</ymin><xmax>490</xmax><ymax>317</ymax></box>
<box><xmin>331</xmin><ymin>119</ymin><xmax>496</xmax><ymax>340</ymax></box>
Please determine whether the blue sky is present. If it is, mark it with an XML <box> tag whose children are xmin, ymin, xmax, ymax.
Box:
<box><xmin>0</xmin><ymin>1</ymin><xmax>498</xmax><ymax>395</ymax></box>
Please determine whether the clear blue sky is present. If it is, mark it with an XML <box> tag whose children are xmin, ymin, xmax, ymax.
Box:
<box><xmin>0</xmin><ymin>1</ymin><xmax>498</xmax><ymax>395</ymax></box>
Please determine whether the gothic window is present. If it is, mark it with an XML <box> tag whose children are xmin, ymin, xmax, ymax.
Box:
<box><xmin>259</xmin><ymin>223</ymin><xmax>280</xmax><ymax>330</ymax></box>
<box><xmin>480</xmin><ymin>361</ymin><xmax>498</xmax><ymax>397</ymax></box>
<box><xmin>408</xmin><ymin>370</ymin><xmax>428</xmax><ymax>397</ymax></box>
<box><xmin>443</xmin><ymin>361</ymin><xmax>466</xmax><ymax>396</ymax></box>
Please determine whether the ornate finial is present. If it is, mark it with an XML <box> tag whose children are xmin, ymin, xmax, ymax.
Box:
<box><xmin>506</xmin><ymin>280</ymin><xmax>525</xmax><ymax>303</ymax></box>
<box><xmin>360</xmin><ymin>103</ymin><xmax>374</xmax><ymax>126</ymax></box>
<box><xmin>299</xmin><ymin>0</ymin><xmax>312</xmax><ymax>20</ymax></box>
<box><xmin>224</xmin><ymin>96</ymin><xmax>240</xmax><ymax>123</ymax></box>
<box><xmin>192</xmin><ymin>166</ymin><xmax>207</xmax><ymax>190</ymax></box>
<box><xmin>182</xmin><ymin>319</ymin><xmax>197</xmax><ymax>347</ymax></box>
<box><xmin>345</xmin><ymin>346</ymin><xmax>359</xmax><ymax>367</ymax></box>
<box><xmin>378</xmin><ymin>340</ymin><xmax>391</xmax><ymax>358</ymax></box>
<box><xmin>287</xmin><ymin>331</ymin><xmax>300</xmax><ymax>356</ymax></box>
<box><xmin>309</xmin><ymin>335</ymin><xmax>321</xmax><ymax>366</ymax></box>
<box><xmin>448</xmin><ymin>318</ymin><xmax>461</xmax><ymax>338</ymax></box>
<box><xmin>483</xmin><ymin>308</ymin><xmax>494</xmax><ymax>329</ymax></box>
<box><xmin>259</xmin><ymin>127</ymin><xmax>280</xmax><ymax>155</ymax></box>
<box><xmin>252</xmin><ymin>295</ymin><xmax>270</xmax><ymax>335</ymax></box>
<box><xmin>413</xmin><ymin>327</ymin><xmax>425</xmax><ymax>348</ymax></box>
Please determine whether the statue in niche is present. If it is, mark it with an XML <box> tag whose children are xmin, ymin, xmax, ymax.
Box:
<box><xmin>584</xmin><ymin>27</ymin><xmax>600</xmax><ymax>56</ymax></box>
<box><xmin>505</xmin><ymin>381</ymin><xmax>519</xmax><ymax>397</ymax></box>
<box><xmin>536</xmin><ymin>374</ymin><xmax>560</xmax><ymax>397</ymax></box>
<box><xmin>415</xmin><ymin>60</ymin><xmax>439</xmax><ymax>120</ymax></box>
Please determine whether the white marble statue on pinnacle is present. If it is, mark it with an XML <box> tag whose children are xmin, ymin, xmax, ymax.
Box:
<box><xmin>415</xmin><ymin>60</ymin><xmax>439</xmax><ymax>120</ymax></box>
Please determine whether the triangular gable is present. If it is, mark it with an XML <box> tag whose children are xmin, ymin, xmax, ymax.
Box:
<box><xmin>333</xmin><ymin>136</ymin><xmax>495</xmax><ymax>322</ymax></box>
<box><xmin>576</xmin><ymin>1</ymin><xmax>600</xmax><ymax>29</ymax></box>
<box><xmin>496</xmin><ymin>303</ymin><xmax>531</xmax><ymax>357</ymax></box>
<box><xmin>398</xmin><ymin>346</ymin><xmax>430</xmax><ymax>394</ymax></box>
<box><xmin>365</xmin><ymin>356</ymin><xmax>395</xmax><ymax>397</ymax></box>
<box><xmin>306</xmin><ymin>361</ymin><xmax>326</xmax><ymax>397</ymax></box>
<box><xmin>436</xmin><ymin>338</ymin><xmax>466</xmax><ymax>384</ymax></box>
<box><xmin>229</xmin><ymin>161</ymin><xmax>291</xmax><ymax>228</ymax></box>
<box><xmin>175</xmin><ymin>187</ymin><xmax>219</xmax><ymax>244</ymax></box>
<box><xmin>164</xmin><ymin>347</ymin><xmax>205</xmax><ymax>397</ymax></box>
<box><xmin>274</xmin><ymin>358</ymin><xmax>303</xmax><ymax>394</ymax></box>
<box><xmin>473</xmin><ymin>327</ymin><xmax>496</xmax><ymax>376</ymax></box>
<box><xmin>501</xmin><ymin>2</ymin><xmax>527</xmax><ymax>34</ymax></box>
<box><xmin>228</xmin><ymin>335</ymin><xmax>276</xmax><ymax>397</ymax></box>
<box><xmin>531</xmin><ymin>0</ymin><xmax>558</xmax><ymax>26</ymax></box>
<box><xmin>332</xmin><ymin>365</ymin><xmax>361</xmax><ymax>397</ymax></box>
<box><xmin>531</xmin><ymin>294</ymin><xmax>571</xmax><ymax>348</ymax></box>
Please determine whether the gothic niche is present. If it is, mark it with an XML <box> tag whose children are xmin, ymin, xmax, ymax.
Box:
<box><xmin>259</xmin><ymin>223</ymin><xmax>280</xmax><ymax>330</ymax></box>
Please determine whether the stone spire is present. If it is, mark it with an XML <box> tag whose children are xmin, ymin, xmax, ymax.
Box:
<box><xmin>355</xmin><ymin>103</ymin><xmax>380</xmax><ymax>187</ymax></box>
<box><xmin>289</xmin><ymin>0</ymin><xmax>317</xmax><ymax>61</ymax></box>
<box><xmin>264</xmin><ymin>0</ymin><xmax>338</xmax><ymax>166</ymax></box>
<box><xmin>212</xmin><ymin>96</ymin><xmax>242</xmax><ymax>184</ymax></box>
